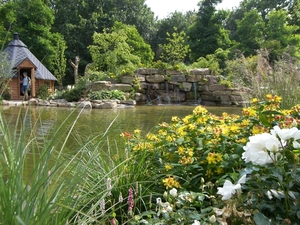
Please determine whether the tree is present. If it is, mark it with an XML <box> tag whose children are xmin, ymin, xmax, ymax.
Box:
<box><xmin>151</xmin><ymin>11</ymin><xmax>195</xmax><ymax>61</ymax></box>
<box><xmin>234</xmin><ymin>9</ymin><xmax>264</xmax><ymax>57</ymax></box>
<box><xmin>159</xmin><ymin>28</ymin><xmax>190</xmax><ymax>65</ymax></box>
<box><xmin>51</xmin><ymin>0</ymin><xmax>156</xmax><ymax>82</ymax></box>
<box><xmin>12</xmin><ymin>0</ymin><xmax>56</xmax><ymax>69</ymax></box>
<box><xmin>113</xmin><ymin>21</ymin><xmax>154</xmax><ymax>66</ymax></box>
<box><xmin>50</xmin><ymin>33</ymin><xmax>67</xmax><ymax>87</ymax></box>
<box><xmin>188</xmin><ymin>0</ymin><xmax>231</xmax><ymax>61</ymax></box>
<box><xmin>0</xmin><ymin>1</ymin><xmax>17</xmax><ymax>50</ymax></box>
<box><xmin>88</xmin><ymin>22</ymin><xmax>146</xmax><ymax>77</ymax></box>
<box><xmin>262</xmin><ymin>9</ymin><xmax>300</xmax><ymax>60</ymax></box>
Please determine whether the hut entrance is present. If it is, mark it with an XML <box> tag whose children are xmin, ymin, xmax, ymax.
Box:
<box><xmin>20</xmin><ymin>69</ymin><xmax>31</xmax><ymax>98</ymax></box>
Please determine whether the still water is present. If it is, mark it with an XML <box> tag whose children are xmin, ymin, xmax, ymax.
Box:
<box><xmin>1</xmin><ymin>104</ymin><xmax>242</xmax><ymax>151</ymax></box>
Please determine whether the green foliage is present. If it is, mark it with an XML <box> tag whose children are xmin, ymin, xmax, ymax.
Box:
<box><xmin>113</xmin><ymin>21</ymin><xmax>154</xmax><ymax>66</ymax></box>
<box><xmin>49</xmin><ymin>33</ymin><xmax>67</xmax><ymax>87</ymax></box>
<box><xmin>234</xmin><ymin>9</ymin><xmax>264</xmax><ymax>57</ymax></box>
<box><xmin>190</xmin><ymin>51</ymin><xmax>221</xmax><ymax>74</ymax></box>
<box><xmin>86</xmin><ymin>70</ymin><xmax>110</xmax><ymax>82</ymax></box>
<box><xmin>62</xmin><ymin>77</ymin><xmax>90</xmax><ymax>101</ymax></box>
<box><xmin>188</xmin><ymin>0</ymin><xmax>231</xmax><ymax>61</ymax></box>
<box><xmin>88</xmin><ymin>90</ymin><xmax>126</xmax><ymax>101</ymax></box>
<box><xmin>88</xmin><ymin>23</ymin><xmax>141</xmax><ymax>77</ymax></box>
<box><xmin>11</xmin><ymin>0</ymin><xmax>56</xmax><ymax>70</ymax></box>
<box><xmin>62</xmin><ymin>88</ymin><xmax>84</xmax><ymax>102</ymax></box>
<box><xmin>125</xmin><ymin>95</ymin><xmax>300</xmax><ymax>224</ymax></box>
<box><xmin>37</xmin><ymin>84</ymin><xmax>51</xmax><ymax>100</ymax></box>
<box><xmin>159</xmin><ymin>27</ymin><xmax>190</xmax><ymax>65</ymax></box>
<box><xmin>151</xmin><ymin>11</ymin><xmax>196</xmax><ymax>61</ymax></box>
<box><xmin>262</xmin><ymin>9</ymin><xmax>300</xmax><ymax>61</ymax></box>
<box><xmin>151</xmin><ymin>60</ymin><xmax>169</xmax><ymax>71</ymax></box>
<box><xmin>132</xmin><ymin>76</ymin><xmax>141</xmax><ymax>91</ymax></box>
<box><xmin>0</xmin><ymin>52</ymin><xmax>14</xmax><ymax>101</ymax></box>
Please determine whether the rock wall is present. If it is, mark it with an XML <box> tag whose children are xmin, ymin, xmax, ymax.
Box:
<box><xmin>93</xmin><ymin>68</ymin><xmax>251</xmax><ymax>107</ymax></box>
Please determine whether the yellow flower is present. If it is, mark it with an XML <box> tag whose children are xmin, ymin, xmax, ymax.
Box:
<box><xmin>176</xmin><ymin>126</ymin><xmax>187</xmax><ymax>137</ymax></box>
<box><xmin>179</xmin><ymin>156</ymin><xmax>193</xmax><ymax>165</ymax></box>
<box><xmin>193</xmin><ymin>106</ymin><xmax>208</xmax><ymax>115</ymax></box>
<box><xmin>187</xmin><ymin>148</ymin><xmax>194</xmax><ymax>157</ymax></box>
<box><xmin>146</xmin><ymin>133</ymin><xmax>159</xmax><ymax>141</ymax></box>
<box><xmin>216</xmin><ymin>167</ymin><xmax>224</xmax><ymax>174</ymax></box>
<box><xmin>242</xmin><ymin>108</ymin><xmax>256</xmax><ymax>117</ymax></box>
<box><xmin>134</xmin><ymin>129</ymin><xmax>141</xmax><ymax>135</ymax></box>
<box><xmin>183</xmin><ymin>115</ymin><xmax>192</xmax><ymax>124</ymax></box>
<box><xmin>252</xmin><ymin>98</ymin><xmax>259</xmax><ymax>104</ymax></box>
<box><xmin>162</xmin><ymin>176</ymin><xmax>181</xmax><ymax>189</ymax></box>
<box><xmin>274</xmin><ymin>95</ymin><xmax>282</xmax><ymax>103</ymax></box>
<box><xmin>237</xmin><ymin>138</ymin><xmax>247</xmax><ymax>144</ymax></box>
<box><xmin>177</xmin><ymin>146</ymin><xmax>185</xmax><ymax>155</ymax></box>
<box><xmin>166</xmin><ymin>135</ymin><xmax>174</xmax><ymax>142</ymax></box>
<box><xmin>158</xmin><ymin>130</ymin><xmax>167</xmax><ymax>136</ymax></box>
<box><xmin>188</xmin><ymin>123</ymin><xmax>197</xmax><ymax>130</ymax></box>
<box><xmin>266</xmin><ymin>94</ymin><xmax>272</xmax><ymax>100</ymax></box>
<box><xmin>251</xmin><ymin>125</ymin><xmax>268</xmax><ymax>135</ymax></box>
<box><xmin>171</xmin><ymin>116</ymin><xmax>180</xmax><ymax>122</ymax></box>
<box><xmin>159</xmin><ymin>122</ymin><xmax>169</xmax><ymax>128</ymax></box>
<box><xmin>206</xmin><ymin>152</ymin><xmax>222</xmax><ymax>164</ymax></box>
<box><xmin>164</xmin><ymin>164</ymin><xmax>173</xmax><ymax>171</ymax></box>
<box><xmin>241</xmin><ymin>119</ymin><xmax>251</xmax><ymax>127</ymax></box>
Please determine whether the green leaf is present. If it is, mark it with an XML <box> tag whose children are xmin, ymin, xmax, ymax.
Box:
<box><xmin>297</xmin><ymin>211</ymin><xmax>300</xmax><ymax>219</ymax></box>
<box><xmin>254</xmin><ymin>212</ymin><xmax>270</xmax><ymax>225</ymax></box>
<box><xmin>176</xmin><ymin>137</ymin><xmax>185</xmax><ymax>145</ymax></box>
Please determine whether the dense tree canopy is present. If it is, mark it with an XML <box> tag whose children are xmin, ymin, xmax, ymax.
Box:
<box><xmin>1</xmin><ymin>0</ymin><xmax>300</xmax><ymax>85</ymax></box>
<box><xmin>188</xmin><ymin>0</ymin><xmax>231</xmax><ymax>61</ymax></box>
<box><xmin>88</xmin><ymin>22</ymin><xmax>153</xmax><ymax>77</ymax></box>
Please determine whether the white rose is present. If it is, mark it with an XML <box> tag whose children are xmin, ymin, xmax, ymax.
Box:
<box><xmin>169</xmin><ymin>188</ymin><xmax>178</xmax><ymax>197</ymax></box>
<box><xmin>192</xmin><ymin>220</ymin><xmax>200</xmax><ymax>225</ymax></box>
<box><xmin>242</xmin><ymin>133</ymin><xmax>281</xmax><ymax>166</ymax></box>
<box><xmin>217</xmin><ymin>175</ymin><xmax>246</xmax><ymax>200</ymax></box>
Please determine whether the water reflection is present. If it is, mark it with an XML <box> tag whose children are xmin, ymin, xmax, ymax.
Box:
<box><xmin>1</xmin><ymin>105</ymin><xmax>242</xmax><ymax>150</ymax></box>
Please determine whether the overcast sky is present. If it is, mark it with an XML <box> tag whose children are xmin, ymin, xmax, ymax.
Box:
<box><xmin>145</xmin><ymin>0</ymin><xmax>242</xmax><ymax>19</ymax></box>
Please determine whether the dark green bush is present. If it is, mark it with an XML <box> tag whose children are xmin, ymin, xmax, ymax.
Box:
<box><xmin>88</xmin><ymin>90</ymin><xmax>126</xmax><ymax>100</ymax></box>
<box><xmin>37</xmin><ymin>84</ymin><xmax>51</xmax><ymax>100</ymax></box>
<box><xmin>0</xmin><ymin>91</ymin><xmax>11</xmax><ymax>100</ymax></box>
<box><xmin>62</xmin><ymin>88</ymin><xmax>84</xmax><ymax>102</ymax></box>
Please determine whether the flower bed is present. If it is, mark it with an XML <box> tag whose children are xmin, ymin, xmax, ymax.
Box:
<box><xmin>122</xmin><ymin>94</ymin><xmax>300</xmax><ymax>224</ymax></box>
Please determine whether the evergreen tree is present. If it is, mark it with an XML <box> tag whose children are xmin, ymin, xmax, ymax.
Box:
<box><xmin>188</xmin><ymin>0</ymin><xmax>231</xmax><ymax>61</ymax></box>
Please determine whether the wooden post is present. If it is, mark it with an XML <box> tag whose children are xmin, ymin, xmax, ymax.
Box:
<box><xmin>31</xmin><ymin>68</ymin><xmax>36</xmax><ymax>97</ymax></box>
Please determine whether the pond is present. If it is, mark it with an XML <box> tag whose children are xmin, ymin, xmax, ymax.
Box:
<box><xmin>1</xmin><ymin>104</ymin><xmax>242</xmax><ymax>153</ymax></box>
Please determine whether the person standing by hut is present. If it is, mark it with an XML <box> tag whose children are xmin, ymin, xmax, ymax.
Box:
<box><xmin>21</xmin><ymin>72</ymin><xmax>31</xmax><ymax>100</ymax></box>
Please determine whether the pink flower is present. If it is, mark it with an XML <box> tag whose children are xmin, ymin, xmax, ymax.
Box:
<box><xmin>127</xmin><ymin>188</ymin><xmax>134</xmax><ymax>213</ymax></box>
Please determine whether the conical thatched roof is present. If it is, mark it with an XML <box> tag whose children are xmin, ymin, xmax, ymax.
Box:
<box><xmin>2</xmin><ymin>33</ymin><xmax>57</xmax><ymax>81</ymax></box>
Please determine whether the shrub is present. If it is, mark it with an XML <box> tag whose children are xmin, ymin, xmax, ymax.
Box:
<box><xmin>37</xmin><ymin>84</ymin><xmax>51</xmax><ymax>100</ymax></box>
<box><xmin>62</xmin><ymin>88</ymin><xmax>84</xmax><ymax>102</ymax></box>
<box><xmin>88</xmin><ymin>90</ymin><xmax>126</xmax><ymax>101</ymax></box>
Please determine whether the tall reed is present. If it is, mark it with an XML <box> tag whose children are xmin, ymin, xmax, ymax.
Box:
<box><xmin>0</xmin><ymin>106</ymin><xmax>94</xmax><ymax>224</ymax></box>
<box><xmin>226</xmin><ymin>50</ymin><xmax>300</xmax><ymax>108</ymax></box>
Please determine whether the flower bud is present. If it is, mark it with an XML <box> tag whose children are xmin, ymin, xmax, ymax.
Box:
<box><xmin>201</xmin><ymin>177</ymin><xmax>205</xmax><ymax>184</ymax></box>
<box><xmin>163</xmin><ymin>191</ymin><xmax>168</xmax><ymax>199</ymax></box>
<box><xmin>209</xmin><ymin>215</ymin><xmax>217</xmax><ymax>223</ymax></box>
